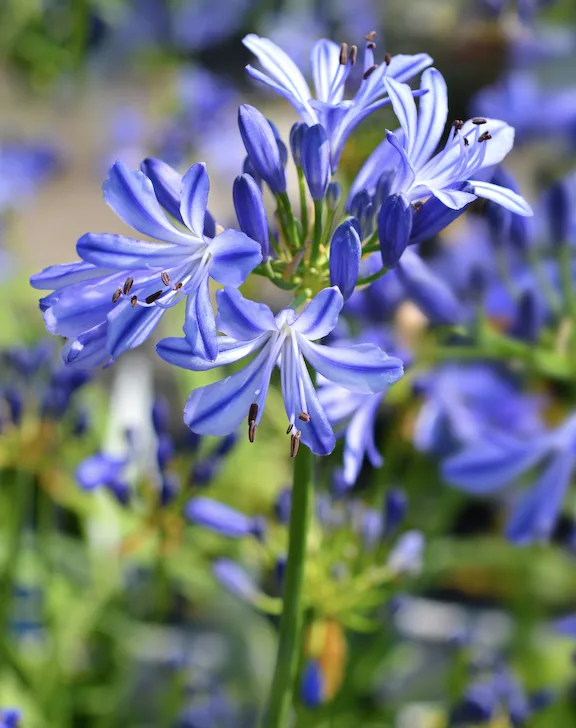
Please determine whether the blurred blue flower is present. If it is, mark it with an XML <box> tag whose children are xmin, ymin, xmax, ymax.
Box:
<box><xmin>185</xmin><ymin>497</ymin><xmax>265</xmax><ymax>540</ymax></box>
<box><xmin>157</xmin><ymin>287</ymin><xmax>403</xmax><ymax>456</ymax></box>
<box><xmin>171</xmin><ymin>0</ymin><xmax>251</xmax><ymax>51</ymax></box>
<box><xmin>0</xmin><ymin>141</ymin><xmax>60</xmax><ymax>213</ymax></box>
<box><xmin>0</xmin><ymin>709</ymin><xmax>20</xmax><ymax>728</ymax></box>
<box><xmin>243</xmin><ymin>33</ymin><xmax>432</xmax><ymax>169</ymax></box>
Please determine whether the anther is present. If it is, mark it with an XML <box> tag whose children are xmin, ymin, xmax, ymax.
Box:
<box><xmin>130</xmin><ymin>294</ymin><xmax>138</xmax><ymax>308</ymax></box>
<box><xmin>298</xmin><ymin>412</ymin><xmax>310</xmax><ymax>422</ymax></box>
<box><xmin>248</xmin><ymin>403</ymin><xmax>259</xmax><ymax>424</ymax></box>
<box><xmin>412</xmin><ymin>201</ymin><xmax>424</xmax><ymax>212</ymax></box>
<box><xmin>349</xmin><ymin>45</ymin><xmax>358</xmax><ymax>65</ymax></box>
<box><xmin>123</xmin><ymin>276</ymin><xmax>134</xmax><ymax>295</ymax></box>
<box><xmin>112</xmin><ymin>287</ymin><xmax>122</xmax><ymax>304</ymax></box>
<box><xmin>145</xmin><ymin>290</ymin><xmax>164</xmax><ymax>304</ymax></box>
<box><xmin>478</xmin><ymin>131</ymin><xmax>492</xmax><ymax>143</ymax></box>
<box><xmin>472</xmin><ymin>117</ymin><xmax>487</xmax><ymax>125</ymax></box>
<box><xmin>363</xmin><ymin>64</ymin><xmax>379</xmax><ymax>80</ymax></box>
<box><xmin>290</xmin><ymin>430</ymin><xmax>301</xmax><ymax>458</ymax></box>
<box><xmin>286</xmin><ymin>423</ymin><xmax>293</xmax><ymax>435</ymax></box>
<box><xmin>463</xmin><ymin>137</ymin><xmax>470</xmax><ymax>147</ymax></box>
<box><xmin>452</xmin><ymin>119</ymin><xmax>464</xmax><ymax>131</ymax></box>
<box><xmin>339</xmin><ymin>42</ymin><xmax>348</xmax><ymax>65</ymax></box>
<box><xmin>161</xmin><ymin>271</ymin><xmax>171</xmax><ymax>287</ymax></box>
<box><xmin>367</xmin><ymin>42</ymin><xmax>376</xmax><ymax>50</ymax></box>
<box><xmin>248</xmin><ymin>421</ymin><xmax>256</xmax><ymax>443</ymax></box>
<box><xmin>174</xmin><ymin>281</ymin><xmax>183</xmax><ymax>290</ymax></box>
<box><xmin>384</xmin><ymin>52</ymin><xmax>391</xmax><ymax>65</ymax></box>
<box><xmin>365</xmin><ymin>30</ymin><xmax>377</xmax><ymax>41</ymax></box>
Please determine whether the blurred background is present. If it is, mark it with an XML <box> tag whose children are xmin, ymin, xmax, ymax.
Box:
<box><xmin>2</xmin><ymin>1</ymin><xmax>576</xmax><ymax>727</ymax></box>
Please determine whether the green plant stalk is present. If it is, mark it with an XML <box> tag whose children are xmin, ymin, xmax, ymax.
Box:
<box><xmin>278</xmin><ymin>192</ymin><xmax>300</xmax><ymax>250</ymax></box>
<box><xmin>260</xmin><ymin>444</ymin><xmax>314</xmax><ymax>728</ymax></box>
<box><xmin>310</xmin><ymin>199</ymin><xmax>324</xmax><ymax>265</ymax></box>
<box><xmin>558</xmin><ymin>244</ymin><xmax>576</xmax><ymax>318</ymax></box>
<box><xmin>297</xmin><ymin>169</ymin><xmax>309</xmax><ymax>244</ymax></box>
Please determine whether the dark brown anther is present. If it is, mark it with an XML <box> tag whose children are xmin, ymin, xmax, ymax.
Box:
<box><xmin>412</xmin><ymin>201</ymin><xmax>424</xmax><ymax>212</ymax></box>
<box><xmin>452</xmin><ymin>119</ymin><xmax>464</xmax><ymax>131</ymax></box>
<box><xmin>298</xmin><ymin>412</ymin><xmax>311</xmax><ymax>422</ymax></box>
<box><xmin>363</xmin><ymin>64</ymin><xmax>379</xmax><ymax>80</ymax></box>
<box><xmin>384</xmin><ymin>52</ymin><xmax>391</xmax><ymax>65</ymax></box>
<box><xmin>290</xmin><ymin>430</ymin><xmax>301</xmax><ymax>458</ymax></box>
<box><xmin>130</xmin><ymin>294</ymin><xmax>138</xmax><ymax>308</ymax></box>
<box><xmin>463</xmin><ymin>137</ymin><xmax>470</xmax><ymax>147</ymax></box>
<box><xmin>349</xmin><ymin>45</ymin><xmax>358</xmax><ymax>65</ymax></box>
<box><xmin>367</xmin><ymin>41</ymin><xmax>376</xmax><ymax>50</ymax></box>
<box><xmin>365</xmin><ymin>30</ymin><xmax>377</xmax><ymax>41</ymax></box>
<box><xmin>112</xmin><ymin>287</ymin><xmax>122</xmax><ymax>304</ymax></box>
<box><xmin>145</xmin><ymin>290</ymin><xmax>164</xmax><ymax>304</ymax></box>
<box><xmin>478</xmin><ymin>131</ymin><xmax>492</xmax><ymax>143</ymax></box>
<box><xmin>123</xmin><ymin>276</ymin><xmax>134</xmax><ymax>295</ymax></box>
<box><xmin>472</xmin><ymin>117</ymin><xmax>487</xmax><ymax>125</ymax></box>
<box><xmin>161</xmin><ymin>271</ymin><xmax>171</xmax><ymax>287</ymax></box>
<box><xmin>248</xmin><ymin>420</ymin><xmax>256</xmax><ymax>443</ymax></box>
<box><xmin>286</xmin><ymin>423</ymin><xmax>293</xmax><ymax>435</ymax></box>
<box><xmin>248</xmin><ymin>403</ymin><xmax>259</xmax><ymax>424</ymax></box>
<box><xmin>339</xmin><ymin>42</ymin><xmax>349</xmax><ymax>65</ymax></box>
<box><xmin>174</xmin><ymin>281</ymin><xmax>183</xmax><ymax>291</ymax></box>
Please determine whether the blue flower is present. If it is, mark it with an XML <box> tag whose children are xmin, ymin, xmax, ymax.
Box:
<box><xmin>185</xmin><ymin>497</ymin><xmax>264</xmax><ymax>540</ymax></box>
<box><xmin>157</xmin><ymin>287</ymin><xmax>404</xmax><ymax>456</ymax></box>
<box><xmin>369</xmin><ymin>68</ymin><xmax>532</xmax><ymax>215</ymax></box>
<box><xmin>31</xmin><ymin>160</ymin><xmax>262</xmax><ymax>365</ymax></box>
<box><xmin>243</xmin><ymin>33</ymin><xmax>432</xmax><ymax>169</ymax></box>
<box><xmin>0</xmin><ymin>709</ymin><xmax>21</xmax><ymax>728</ymax></box>
<box><xmin>76</xmin><ymin>452</ymin><xmax>131</xmax><ymax>504</ymax></box>
<box><xmin>329</xmin><ymin>219</ymin><xmax>361</xmax><ymax>301</ymax></box>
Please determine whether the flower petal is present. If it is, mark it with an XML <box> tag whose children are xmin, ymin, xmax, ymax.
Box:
<box><xmin>411</xmin><ymin>68</ymin><xmax>448</xmax><ymax>169</ymax></box>
<box><xmin>103</xmin><ymin>160</ymin><xmax>193</xmax><ymax>245</ymax></box>
<box><xmin>384</xmin><ymin>78</ymin><xmax>418</xmax><ymax>158</ymax></box>
<box><xmin>140</xmin><ymin>157</ymin><xmax>184</xmax><ymax>223</ymax></box>
<box><xmin>156</xmin><ymin>334</ymin><xmax>268</xmax><ymax>371</ymax></box>
<box><xmin>409</xmin><ymin>188</ymin><xmax>472</xmax><ymax>244</ymax></box>
<box><xmin>347</xmin><ymin>129</ymin><xmax>406</xmax><ymax>203</ymax></box>
<box><xmin>245</xmin><ymin>65</ymin><xmax>316</xmax><ymax>124</ymax></box>
<box><xmin>185</xmin><ymin>497</ymin><xmax>254</xmax><ymax>538</ymax></box>
<box><xmin>385</xmin><ymin>130</ymin><xmax>416</xmax><ymax>191</ymax></box>
<box><xmin>343</xmin><ymin>394</ymin><xmax>383</xmax><ymax>484</ymax></box>
<box><xmin>292</xmin><ymin>287</ymin><xmax>343</xmax><ymax>340</ymax></box>
<box><xmin>180</xmin><ymin>163</ymin><xmax>210</xmax><ymax>237</ymax></box>
<box><xmin>184</xmin><ymin>345</ymin><xmax>270</xmax><ymax>435</ymax></box>
<box><xmin>386</xmin><ymin>53</ymin><xmax>434</xmax><ymax>84</ymax></box>
<box><xmin>310</xmin><ymin>39</ymin><xmax>341</xmax><ymax>104</ymax></box>
<box><xmin>216</xmin><ymin>287</ymin><xmax>276</xmax><ymax>340</ymax></box>
<box><xmin>208</xmin><ymin>228</ymin><xmax>263</xmax><ymax>286</ymax></box>
<box><xmin>30</xmin><ymin>261</ymin><xmax>106</xmax><ymax>290</ymax></box>
<box><xmin>461</xmin><ymin>118</ymin><xmax>515</xmax><ymax>168</ymax></box>
<box><xmin>106</xmin><ymin>296</ymin><xmax>166</xmax><ymax>360</ymax></box>
<box><xmin>292</xmin><ymin>356</ymin><xmax>336</xmax><ymax>456</ymax></box>
<box><xmin>183</xmin><ymin>274</ymin><xmax>218</xmax><ymax>361</ymax></box>
<box><xmin>299</xmin><ymin>339</ymin><xmax>404</xmax><ymax>394</ymax></box>
<box><xmin>77</xmin><ymin>232</ymin><xmax>188</xmax><ymax>270</ymax></box>
<box><xmin>469</xmin><ymin>180</ymin><xmax>533</xmax><ymax>216</ymax></box>
<box><xmin>62</xmin><ymin>322</ymin><xmax>111</xmax><ymax>368</ymax></box>
<box><xmin>431</xmin><ymin>187</ymin><xmax>479</xmax><ymax>210</ymax></box>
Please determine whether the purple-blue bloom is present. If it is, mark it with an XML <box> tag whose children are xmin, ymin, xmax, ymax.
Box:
<box><xmin>0</xmin><ymin>709</ymin><xmax>20</xmax><ymax>728</ymax></box>
<box><xmin>185</xmin><ymin>497</ymin><xmax>264</xmax><ymax>540</ymax></box>
<box><xmin>329</xmin><ymin>219</ymin><xmax>361</xmax><ymax>301</ymax></box>
<box><xmin>156</xmin><ymin>287</ymin><xmax>404</xmax><ymax>456</ymax></box>
<box><xmin>31</xmin><ymin>160</ymin><xmax>262</xmax><ymax>365</ymax></box>
<box><xmin>243</xmin><ymin>33</ymin><xmax>432</xmax><ymax>170</ymax></box>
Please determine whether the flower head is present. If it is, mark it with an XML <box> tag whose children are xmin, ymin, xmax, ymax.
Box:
<box><xmin>157</xmin><ymin>287</ymin><xmax>404</xmax><ymax>456</ymax></box>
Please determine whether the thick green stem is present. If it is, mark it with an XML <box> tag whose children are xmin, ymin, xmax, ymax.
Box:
<box><xmin>297</xmin><ymin>169</ymin><xmax>309</xmax><ymax>244</ymax></box>
<box><xmin>310</xmin><ymin>200</ymin><xmax>324</xmax><ymax>265</ymax></box>
<box><xmin>261</xmin><ymin>446</ymin><xmax>314</xmax><ymax>728</ymax></box>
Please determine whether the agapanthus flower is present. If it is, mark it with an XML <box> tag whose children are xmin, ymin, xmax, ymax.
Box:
<box><xmin>31</xmin><ymin>160</ymin><xmax>262</xmax><ymax>366</ymax></box>
<box><xmin>356</xmin><ymin>68</ymin><xmax>533</xmax><ymax>215</ymax></box>
<box><xmin>157</xmin><ymin>287</ymin><xmax>404</xmax><ymax>456</ymax></box>
<box><xmin>243</xmin><ymin>32</ymin><xmax>432</xmax><ymax>169</ymax></box>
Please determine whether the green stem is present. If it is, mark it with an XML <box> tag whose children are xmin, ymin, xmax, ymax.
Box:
<box><xmin>278</xmin><ymin>192</ymin><xmax>300</xmax><ymax>251</ymax></box>
<box><xmin>260</xmin><ymin>445</ymin><xmax>314</xmax><ymax>728</ymax></box>
<box><xmin>297</xmin><ymin>169</ymin><xmax>309</xmax><ymax>244</ymax></box>
<box><xmin>357</xmin><ymin>266</ymin><xmax>389</xmax><ymax>287</ymax></box>
<box><xmin>310</xmin><ymin>200</ymin><xmax>324</xmax><ymax>265</ymax></box>
<box><xmin>558</xmin><ymin>245</ymin><xmax>576</xmax><ymax>318</ymax></box>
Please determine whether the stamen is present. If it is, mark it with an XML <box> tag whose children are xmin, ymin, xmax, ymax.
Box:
<box><xmin>384</xmin><ymin>52</ymin><xmax>391</xmax><ymax>65</ymax></box>
<box><xmin>248</xmin><ymin>403</ymin><xmax>258</xmax><ymax>443</ymax></box>
<box><xmin>298</xmin><ymin>412</ymin><xmax>310</xmax><ymax>422</ymax></box>
<box><xmin>349</xmin><ymin>45</ymin><xmax>358</xmax><ymax>65</ymax></box>
<box><xmin>123</xmin><ymin>276</ymin><xmax>134</xmax><ymax>295</ymax></box>
<box><xmin>248</xmin><ymin>421</ymin><xmax>256</xmax><ymax>443</ymax></box>
<box><xmin>174</xmin><ymin>281</ymin><xmax>183</xmax><ymax>290</ymax></box>
<box><xmin>463</xmin><ymin>137</ymin><xmax>470</xmax><ymax>147</ymax></box>
<box><xmin>472</xmin><ymin>117</ymin><xmax>487</xmax><ymax>125</ymax></box>
<box><xmin>112</xmin><ymin>287</ymin><xmax>122</xmax><ymax>304</ymax></box>
<box><xmin>339</xmin><ymin>42</ymin><xmax>348</xmax><ymax>65</ymax></box>
<box><xmin>290</xmin><ymin>430</ymin><xmax>301</xmax><ymax>458</ymax></box>
<box><xmin>478</xmin><ymin>131</ymin><xmax>492</xmax><ymax>143</ymax></box>
<box><xmin>286</xmin><ymin>423</ymin><xmax>293</xmax><ymax>435</ymax></box>
<box><xmin>412</xmin><ymin>201</ymin><xmax>424</xmax><ymax>212</ymax></box>
<box><xmin>452</xmin><ymin>119</ymin><xmax>464</xmax><ymax>131</ymax></box>
<box><xmin>365</xmin><ymin>30</ymin><xmax>377</xmax><ymax>41</ymax></box>
<box><xmin>145</xmin><ymin>290</ymin><xmax>164</xmax><ymax>304</ymax></box>
<box><xmin>130</xmin><ymin>294</ymin><xmax>138</xmax><ymax>308</ymax></box>
<box><xmin>363</xmin><ymin>64</ymin><xmax>379</xmax><ymax>80</ymax></box>
<box><xmin>367</xmin><ymin>41</ymin><xmax>376</xmax><ymax>50</ymax></box>
<box><xmin>161</xmin><ymin>271</ymin><xmax>171</xmax><ymax>287</ymax></box>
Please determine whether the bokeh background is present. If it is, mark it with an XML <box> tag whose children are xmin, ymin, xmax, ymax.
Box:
<box><xmin>2</xmin><ymin>1</ymin><xmax>576</xmax><ymax>726</ymax></box>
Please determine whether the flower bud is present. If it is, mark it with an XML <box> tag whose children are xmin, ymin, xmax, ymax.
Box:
<box><xmin>151</xmin><ymin>396</ymin><xmax>170</xmax><ymax>435</ymax></box>
<box><xmin>212</xmin><ymin>558</ymin><xmax>257</xmax><ymax>602</ymax></box>
<box><xmin>268</xmin><ymin>119</ymin><xmax>288</xmax><ymax>167</ymax></box>
<box><xmin>348</xmin><ymin>190</ymin><xmax>374</xmax><ymax>237</ymax></box>
<box><xmin>385</xmin><ymin>488</ymin><xmax>407</xmax><ymax>532</ymax></box>
<box><xmin>274</xmin><ymin>487</ymin><xmax>292</xmax><ymax>524</ymax></box>
<box><xmin>289</xmin><ymin>122</ymin><xmax>307</xmax><ymax>167</ymax></box>
<box><xmin>238</xmin><ymin>105</ymin><xmax>286</xmax><ymax>194</ymax></box>
<box><xmin>301</xmin><ymin>124</ymin><xmax>330</xmax><ymax>201</ymax></box>
<box><xmin>185</xmin><ymin>497</ymin><xmax>262</xmax><ymax>539</ymax></box>
<box><xmin>233</xmin><ymin>174</ymin><xmax>270</xmax><ymax>261</ymax></box>
<box><xmin>326</xmin><ymin>181</ymin><xmax>342</xmax><ymax>211</ymax></box>
<box><xmin>510</xmin><ymin>288</ymin><xmax>544</xmax><ymax>344</ymax></box>
<box><xmin>156</xmin><ymin>433</ymin><xmax>175</xmax><ymax>470</ymax></box>
<box><xmin>378</xmin><ymin>193</ymin><xmax>413</xmax><ymax>268</ymax></box>
<box><xmin>329</xmin><ymin>220</ymin><xmax>361</xmax><ymax>301</ymax></box>
<box><xmin>300</xmin><ymin>660</ymin><xmax>325</xmax><ymax>709</ymax></box>
<box><xmin>386</xmin><ymin>530</ymin><xmax>424</xmax><ymax>575</ymax></box>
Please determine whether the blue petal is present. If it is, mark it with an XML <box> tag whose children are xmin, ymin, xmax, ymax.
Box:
<box><xmin>431</xmin><ymin>187</ymin><xmax>479</xmax><ymax>210</ymax></box>
<box><xmin>157</xmin><ymin>334</ymin><xmax>268</xmax><ymax>371</ymax></box>
<box><xmin>30</xmin><ymin>261</ymin><xmax>105</xmax><ymax>290</ymax></box>
<box><xmin>292</xmin><ymin>287</ymin><xmax>343</xmax><ymax>340</ymax></box>
<box><xmin>291</xmin><ymin>355</ymin><xmax>336</xmax><ymax>456</ymax></box>
<box><xmin>77</xmin><ymin>232</ymin><xmax>189</xmax><ymax>269</ymax></box>
<box><xmin>140</xmin><ymin>157</ymin><xmax>184</xmax><ymax>223</ymax></box>
<box><xmin>62</xmin><ymin>322</ymin><xmax>111</xmax><ymax>368</ymax></box>
<box><xmin>442</xmin><ymin>436</ymin><xmax>549</xmax><ymax>493</ymax></box>
<box><xmin>300</xmin><ymin>660</ymin><xmax>326</xmax><ymax>709</ymax></box>
<box><xmin>347</xmin><ymin>129</ymin><xmax>406</xmax><ymax>203</ymax></box>
<box><xmin>378</xmin><ymin>194</ymin><xmax>413</xmax><ymax>268</ymax></box>
<box><xmin>301</xmin><ymin>124</ymin><xmax>331</xmax><ymax>201</ymax></box>
<box><xmin>213</xmin><ymin>558</ymin><xmax>258</xmax><ymax>602</ymax></box>
<box><xmin>299</xmin><ymin>339</ymin><xmax>404</xmax><ymax>394</ymax></box>
<box><xmin>106</xmin><ymin>296</ymin><xmax>166</xmax><ymax>359</ymax></box>
<box><xmin>384</xmin><ymin>78</ymin><xmax>418</xmax><ymax>158</ymax></box>
<box><xmin>216</xmin><ymin>287</ymin><xmax>276</xmax><ymax>340</ymax></box>
<box><xmin>103</xmin><ymin>160</ymin><xmax>192</xmax><ymax>245</ymax></box>
<box><xmin>180</xmin><ymin>163</ymin><xmax>210</xmax><ymax>237</ymax></box>
<box><xmin>238</xmin><ymin>105</ymin><xmax>286</xmax><ymax>195</ymax></box>
<box><xmin>183</xmin><ymin>274</ymin><xmax>218</xmax><ymax>362</ymax></box>
<box><xmin>411</xmin><ymin>68</ymin><xmax>448</xmax><ymax>169</ymax></box>
<box><xmin>233</xmin><ymin>174</ymin><xmax>270</xmax><ymax>261</ymax></box>
<box><xmin>208</xmin><ymin>228</ymin><xmax>263</xmax><ymax>286</ymax></box>
<box><xmin>506</xmin><ymin>450</ymin><xmax>575</xmax><ymax>544</ymax></box>
<box><xmin>385</xmin><ymin>130</ymin><xmax>416</xmax><ymax>191</ymax></box>
<box><xmin>185</xmin><ymin>497</ymin><xmax>254</xmax><ymax>538</ymax></box>
<box><xmin>184</xmin><ymin>346</ymin><xmax>270</xmax><ymax>435</ymax></box>
<box><xmin>310</xmin><ymin>39</ymin><xmax>341</xmax><ymax>103</ymax></box>
<box><xmin>469</xmin><ymin>180</ymin><xmax>534</xmax><ymax>216</ymax></box>
<box><xmin>409</xmin><ymin>189</ymin><xmax>471</xmax><ymax>245</ymax></box>
<box><xmin>329</xmin><ymin>220</ymin><xmax>361</xmax><ymax>300</ymax></box>
<box><xmin>76</xmin><ymin>453</ymin><xmax>125</xmax><ymax>490</ymax></box>
<box><xmin>343</xmin><ymin>394</ymin><xmax>383</xmax><ymax>485</ymax></box>
<box><xmin>387</xmin><ymin>52</ymin><xmax>434</xmax><ymax>84</ymax></box>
